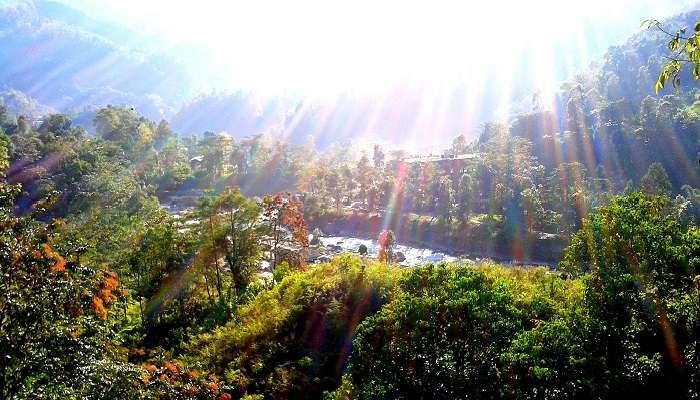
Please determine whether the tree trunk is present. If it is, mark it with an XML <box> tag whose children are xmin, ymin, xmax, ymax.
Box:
<box><xmin>202</xmin><ymin>269</ymin><xmax>213</xmax><ymax>305</ymax></box>
<box><xmin>209</xmin><ymin>215</ymin><xmax>223</xmax><ymax>299</ymax></box>
<box><xmin>0</xmin><ymin>362</ymin><xmax>6</xmax><ymax>400</ymax></box>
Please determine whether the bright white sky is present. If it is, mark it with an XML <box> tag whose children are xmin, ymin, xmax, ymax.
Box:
<box><xmin>66</xmin><ymin>0</ymin><xmax>694</xmax><ymax>96</ymax></box>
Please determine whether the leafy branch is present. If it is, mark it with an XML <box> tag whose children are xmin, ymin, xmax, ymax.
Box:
<box><xmin>642</xmin><ymin>19</ymin><xmax>700</xmax><ymax>93</ymax></box>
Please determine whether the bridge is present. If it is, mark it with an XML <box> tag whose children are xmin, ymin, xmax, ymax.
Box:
<box><xmin>403</xmin><ymin>153</ymin><xmax>481</xmax><ymax>164</ymax></box>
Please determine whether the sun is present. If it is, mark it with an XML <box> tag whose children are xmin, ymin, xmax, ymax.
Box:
<box><xmin>66</xmin><ymin>0</ymin><xmax>694</xmax><ymax>99</ymax></box>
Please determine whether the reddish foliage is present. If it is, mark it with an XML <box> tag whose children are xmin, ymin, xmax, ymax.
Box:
<box><xmin>103</xmin><ymin>271</ymin><xmax>119</xmax><ymax>289</ymax></box>
<box><xmin>264</xmin><ymin>192</ymin><xmax>310</xmax><ymax>268</ymax></box>
<box><xmin>378</xmin><ymin>230</ymin><xmax>395</xmax><ymax>263</ymax></box>
<box><xmin>132</xmin><ymin>348</ymin><xmax>146</xmax><ymax>358</ymax></box>
<box><xmin>281</xmin><ymin>195</ymin><xmax>309</xmax><ymax>249</ymax></box>
<box><xmin>90</xmin><ymin>271</ymin><xmax>122</xmax><ymax>319</ymax></box>
<box><xmin>139</xmin><ymin>359</ymin><xmax>223</xmax><ymax>399</ymax></box>
<box><xmin>265</xmin><ymin>192</ymin><xmax>309</xmax><ymax>249</ymax></box>
<box><xmin>164</xmin><ymin>361</ymin><xmax>178</xmax><ymax>374</ymax></box>
<box><xmin>91</xmin><ymin>297</ymin><xmax>107</xmax><ymax>319</ymax></box>
<box><xmin>32</xmin><ymin>243</ymin><xmax>67</xmax><ymax>272</ymax></box>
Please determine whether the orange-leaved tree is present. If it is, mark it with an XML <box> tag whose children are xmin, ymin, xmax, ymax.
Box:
<box><xmin>0</xmin><ymin>183</ymin><xmax>134</xmax><ymax>399</ymax></box>
<box><xmin>263</xmin><ymin>192</ymin><xmax>309</xmax><ymax>270</ymax></box>
<box><xmin>378</xmin><ymin>229</ymin><xmax>396</xmax><ymax>263</ymax></box>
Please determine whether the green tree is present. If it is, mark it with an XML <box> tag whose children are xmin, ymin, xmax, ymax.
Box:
<box><xmin>0</xmin><ymin>105</ymin><xmax>10</xmax><ymax>129</ymax></box>
<box><xmin>324</xmin><ymin>169</ymin><xmax>343</xmax><ymax>213</ymax></box>
<box><xmin>342</xmin><ymin>264</ymin><xmax>528</xmax><ymax>399</ymax></box>
<box><xmin>37</xmin><ymin>114</ymin><xmax>83</xmax><ymax>141</ymax></box>
<box><xmin>127</xmin><ymin>210</ymin><xmax>197</xmax><ymax>329</ymax></box>
<box><xmin>197</xmin><ymin>132</ymin><xmax>230</xmax><ymax>184</ymax></box>
<box><xmin>451</xmin><ymin>134</ymin><xmax>468</xmax><ymax>154</ymax></box>
<box><xmin>0</xmin><ymin>131</ymin><xmax>8</xmax><ymax>177</ymax></box>
<box><xmin>638</xmin><ymin>95</ymin><xmax>659</xmax><ymax>136</ymax></box>
<box><xmin>14</xmin><ymin>115</ymin><xmax>30</xmax><ymax>136</ymax></box>
<box><xmin>641</xmin><ymin>162</ymin><xmax>672</xmax><ymax>197</ymax></box>
<box><xmin>372</xmin><ymin>144</ymin><xmax>385</xmax><ymax>169</ymax></box>
<box><xmin>520</xmin><ymin>185</ymin><xmax>546</xmax><ymax>231</ymax></box>
<box><xmin>436</xmin><ymin>175</ymin><xmax>454</xmax><ymax>223</ymax></box>
<box><xmin>456</xmin><ymin>172</ymin><xmax>473</xmax><ymax>220</ymax></box>
<box><xmin>214</xmin><ymin>188</ymin><xmax>265</xmax><ymax>302</ymax></box>
<box><xmin>93</xmin><ymin>105</ymin><xmax>153</xmax><ymax>153</ymax></box>
<box><xmin>197</xmin><ymin>193</ymin><xmax>225</xmax><ymax>301</ymax></box>
<box><xmin>154</xmin><ymin>119</ymin><xmax>174</xmax><ymax>147</ymax></box>
<box><xmin>560</xmin><ymin>194</ymin><xmax>700</xmax><ymax>398</ymax></box>
<box><xmin>356</xmin><ymin>153</ymin><xmax>371</xmax><ymax>206</ymax></box>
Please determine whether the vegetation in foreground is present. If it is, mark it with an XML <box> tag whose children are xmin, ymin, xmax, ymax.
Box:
<box><xmin>335</xmin><ymin>194</ymin><xmax>700</xmax><ymax>399</ymax></box>
<box><xmin>3</xmin><ymin>173</ymin><xmax>700</xmax><ymax>399</ymax></box>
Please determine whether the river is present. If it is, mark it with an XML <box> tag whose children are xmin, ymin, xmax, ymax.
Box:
<box><xmin>319</xmin><ymin>236</ymin><xmax>462</xmax><ymax>267</ymax></box>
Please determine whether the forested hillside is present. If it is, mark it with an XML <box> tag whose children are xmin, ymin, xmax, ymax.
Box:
<box><xmin>2</xmin><ymin>3</ymin><xmax>700</xmax><ymax>400</ymax></box>
<box><xmin>0</xmin><ymin>0</ymin><xmax>200</xmax><ymax>120</ymax></box>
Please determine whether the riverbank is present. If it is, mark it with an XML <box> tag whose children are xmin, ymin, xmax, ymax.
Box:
<box><xmin>160</xmin><ymin>196</ymin><xmax>564</xmax><ymax>268</ymax></box>
<box><xmin>308</xmin><ymin>210</ymin><xmax>565</xmax><ymax>267</ymax></box>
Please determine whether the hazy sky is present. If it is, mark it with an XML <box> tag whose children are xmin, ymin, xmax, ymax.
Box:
<box><xmin>63</xmin><ymin>0</ymin><xmax>697</xmax><ymax>96</ymax></box>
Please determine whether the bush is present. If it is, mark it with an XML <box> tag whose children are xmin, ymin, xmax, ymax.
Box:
<box><xmin>337</xmin><ymin>263</ymin><xmax>583</xmax><ymax>399</ymax></box>
<box><xmin>186</xmin><ymin>255</ymin><xmax>400</xmax><ymax>399</ymax></box>
<box><xmin>558</xmin><ymin>193</ymin><xmax>700</xmax><ymax>398</ymax></box>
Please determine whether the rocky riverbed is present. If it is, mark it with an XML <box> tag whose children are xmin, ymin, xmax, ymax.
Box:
<box><xmin>315</xmin><ymin>235</ymin><xmax>463</xmax><ymax>267</ymax></box>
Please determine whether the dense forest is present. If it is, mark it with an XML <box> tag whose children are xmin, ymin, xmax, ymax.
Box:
<box><xmin>2</xmin><ymin>5</ymin><xmax>700</xmax><ymax>400</ymax></box>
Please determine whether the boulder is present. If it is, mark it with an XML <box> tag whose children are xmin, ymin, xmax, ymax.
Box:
<box><xmin>358</xmin><ymin>244</ymin><xmax>368</xmax><ymax>256</ymax></box>
<box><xmin>395</xmin><ymin>251</ymin><xmax>406</xmax><ymax>262</ymax></box>
<box><xmin>326</xmin><ymin>244</ymin><xmax>343</xmax><ymax>252</ymax></box>
<box><xmin>317</xmin><ymin>255</ymin><xmax>332</xmax><ymax>263</ymax></box>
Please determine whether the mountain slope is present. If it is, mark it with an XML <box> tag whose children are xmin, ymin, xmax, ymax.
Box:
<box><xmin>0</xmin><ymin>0</ymin><xmax>200</xmax><ymax>121</ymax></box>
